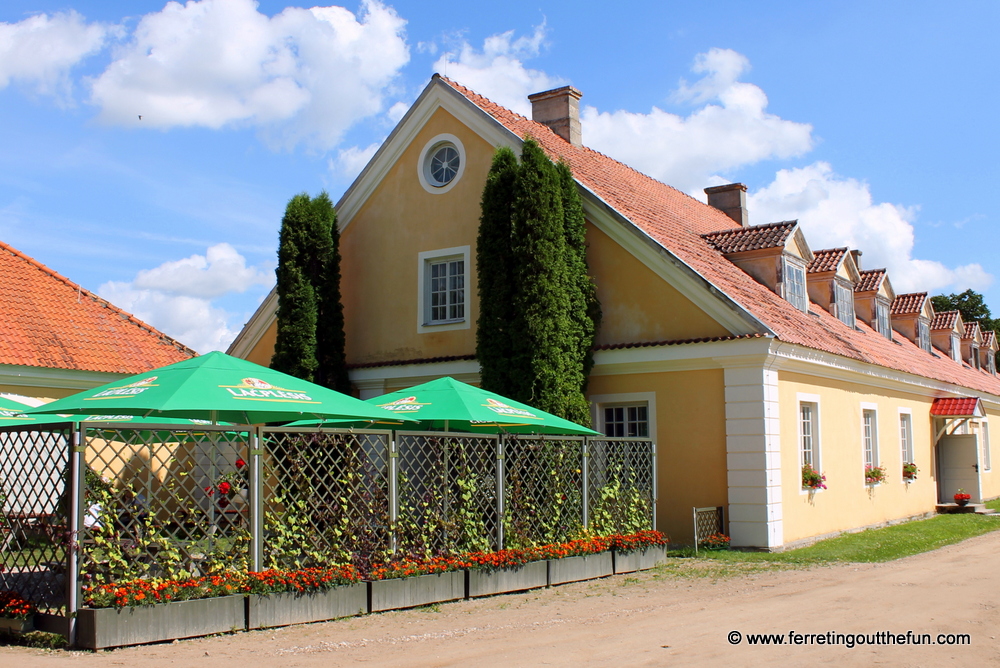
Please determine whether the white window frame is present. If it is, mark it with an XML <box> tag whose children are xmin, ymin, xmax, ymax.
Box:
<box><xmin>783</xmin><ymin>259</ymin><xmax>808</xmax><ymax>312</ymax></box>
<box><xmin>875</xmin><ymin>299</ymin><xmax>891</xmax><ymax>339</ymax></box>
<box><xmin>951</xmin><ymin>333</ymin><xmax>961</xmax><ymax>361</ymax></box>
<box><xmin>971</xmin><ymin>344</ymin><xmax>980</xmax><ymax>369</ymax></box>
<box><xmin>417</xmin><ymin>133</ymin><xmax>466</xmax><ymax>195</ymax></box>
<box><xmin>898</xmin><ymin>408</ymin><xmax>913</xmax><ymax>482</ymax></box>
<box><xmin>988</xmin><ymin>351</ymin><xmax>997</xmax><ymax>375</ymax></box>
<box><xmin>590</xmin><ymin>392</ymin><xmax>656</xmax><ymax>440</ymax></box>
<box><xmin>917</xmin><ymin>319</ymin><xmax>931</xmax><ymax>353</ymax></box>
<box><xmin>835</xmin><ymin>281</ymin><xmax>855</xmax><ymax>327</ymax></box>
<box><xmin>861</xmin><ymin>403</ymin><xmax>880</xmax><ymax>484</ymax></box>
<box><xmin>798</xmin><ymin>393</ymin><xmax>821</xmax><ymax>492</ymax></box>
<box><xmin>417</xmin><ymin>246</ymin><xmax>471</xmax><ymax>333</ymax></box>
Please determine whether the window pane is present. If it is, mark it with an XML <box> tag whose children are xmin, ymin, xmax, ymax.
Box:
<box><xmin>603</xmin><ymin>404</ymin><xmax>647</xmax><ymax>438</ymax></box>
<box><xmin>800</xmin><ymin>403</ymin><xmax>814</xmax><ymax>467</ymax></box>
<box><xmin>863</xmin><ymin>410</ymin><xmax>877</xmax><ymax>468</ymax></box>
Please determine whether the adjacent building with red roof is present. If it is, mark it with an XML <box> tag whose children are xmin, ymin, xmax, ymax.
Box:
<box><xmin>0</xmin><ymin>241</ymin><xmax>195</xmax><ymax>398</ymax></box>
<box><xmin>230</xmin><ymin>75</ymin><xmax>1000</xmax><ymax>548</ymax></box>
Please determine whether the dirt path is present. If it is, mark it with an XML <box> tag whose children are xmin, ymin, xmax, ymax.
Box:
<box><xmin>6</xmin><ymin>532</ymin><xmax>1000</xmax><ymax>667</ymax></box>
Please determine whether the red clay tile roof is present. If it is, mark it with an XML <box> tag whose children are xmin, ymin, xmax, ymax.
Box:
<box><xmin>963</xmin><ymin>322</ymin><xmax>982</xmax><ymax>341</ymax></box>
<box><xmin>439</xmin><ymin>76</ymin><xmax>1000</xmax><ymax>398</ymax></box>
<box><xmin>930</xmin><ymin>397</ymin><xmax>981</xmax><ymax>416</ymax></box>
<box><xmin>984</xmin><ymin>331</ymin><xmax>996</xmax><ymax>349</ymax></box>
<box><xmin>702</xmin><ymin>221</ymin><xmax>797</xmax><ymax>254</ymax></box>
<box><xmin>807</xmin><ymin>248</ymin><xmax>847</xmax><ymax>274</ymax></box>
<box><xmin>891</xmin><ymin>292</ymin><xmax>928</xmax><ymax>316</ymax></box>
<box><xmin>0</xmin><ymin>241</ymin><xmax>196</xmax><ymax>374</ymax></box>
<box><xmin>931</xmin><ymin>310</ymin><xmax>962</xmax><ymax>331</ymax></box>
<box><xmin>854</xmin><ymin>269</ymin><xmax>886</xmax><ymax>293</ymax></box>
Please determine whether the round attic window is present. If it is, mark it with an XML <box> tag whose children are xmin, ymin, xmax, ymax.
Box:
<box><xmin>418</xmin><ymin>134</ymin><xmax>466</xmax><ymax>194</ymax></box>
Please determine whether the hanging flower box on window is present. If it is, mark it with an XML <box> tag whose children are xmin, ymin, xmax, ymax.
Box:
<box><xmin>801</xmin><ymin>464</ymin><xmax>827</xmax><ymax>490</ymax></box>
<box><xmin>902</xmin><ymin>462</ymin><xmax>918</xmax><ymax>482</ymax></box>
<box><xmin>865</xmin><ymin>464</ymin><xmax>887</xmax><ymax>485</ymax></box>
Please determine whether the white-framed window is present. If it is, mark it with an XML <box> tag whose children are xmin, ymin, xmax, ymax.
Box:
<box><xmin>800</xmin><ymin>401</ymin><xmax>818</xmax><ymax>468</ymax></box>
<box><xmin>899</xmin><ymin>410</ymin><xmax>913</xmax><ymax>467</ymax></box>
<box><xmin>590</xmin><ymin>392</ymin><xmax>656</xmax><ymax>440</ymax></box>
<box><xmin>988</xmin><ymin>351</ymin><xmax>997</xmax><ymax>375</ymax></box>
<box><xmin>417</xmin><ymin>246</ymin><xmax>471</xmax><ymax>333</ymax></box>
<box><xmin>835</xmin><ymin>282</ymin><xmax>855</xmax><ymax>327</ymax></box>
<box><xmin>417</xmin><ymin>134</ymin><xmax>466</xmax><ymax>195</ymax></box>
<box><xmin>876</xmin><ymin>300</ymin><xmax>891</xmax><ymax>339</ymax></box>
<box><xmin>862</xmin><ymin>405</ymin><xmax>879</xmax><ymax>474</ymax></box>
<box><xmin>971</xmin><ymin>345</ymin><xmax>980</xmax><ymax>369</ymax></box>
<box><xmin>984</xmin><ymin>420</ymin><xmax>992</xmax><ymax>472</ymax></box>
<box><xmin>951</xmin><ymin>333</ymin><xmax>961</xmax><ymax>361</ymax></box>
<box><xmin>784</xmin><ymin>259</ymin><xmax>808</xmax><ymax>311</ymax></box>
<box><xmin>918</xmin><ymin>319</ymin><xmax>931</xmax><ymax>353</ymax></box>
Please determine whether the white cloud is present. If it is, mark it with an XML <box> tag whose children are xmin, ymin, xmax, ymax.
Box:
<box><xmin>132</xmin><ymin>242</ymin><xmax>269</xmax><ymax>298</ymax></box>
<box><xmin>748</xmin><ymin>162</ymin><xmax>992</xmax><ymax>294</ymax></box>
<box><xmin>581</xmin><ymin>48</ymin><xmax>813</xmax><ymax>194</ymax></box>
<box><xmin>332</xmin><ymin>142</ymin><xmax>380</xmax><ymax>178</ymax></box>
<box><xmin>89</xmin><ymin>0</ymin><xmax>409</xmax><ymax>150</ymax></box>
<box><xmin>433</xmin><ymin>23</ymin><xmax>563</xmax><ymax>116</ymax></box>
<box><xmin>99</xmin><ymin>243</ymin><xmax>270</xmax><ymax>353</ymax></box>
<box><xmin>0</xmin><ymin>11</ymin><xmax>110</xmax><ymax>101</ymax></box>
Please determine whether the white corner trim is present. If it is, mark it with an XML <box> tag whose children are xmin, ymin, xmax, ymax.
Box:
<box><xmin>227</xmin><ymin>288</ymin><xmax>277</xmax><ymax>359</ymax></box>
<box><xmin>417</xmin><ymin>246</ymin><xmax>471</xmax><ymax>334</ymax></box>
<box><xmin>417</xmin><ymin>133</ymin><xmax>467</xmax><ymax>194</ymax></box>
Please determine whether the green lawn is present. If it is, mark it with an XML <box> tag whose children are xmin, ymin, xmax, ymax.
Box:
<box><xmin>674</xmin><ymin>498</ymin><xmax>1000</xmax><ymax>566</ymax></box>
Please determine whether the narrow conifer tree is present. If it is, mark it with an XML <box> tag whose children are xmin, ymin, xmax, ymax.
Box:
<box><xmin>272</xmin><ymin>191</ymin><xmax>350</xmax><ymax>390</ymax></box>
<box><xmin>476</xmin><ymin>147</ymin><xmax>519</xmax><ymax>397</ymax></box>
<box><xmin>272</xmin><ymin>194</ymin><xmax>319</xmax><ymax>381</ymax></box>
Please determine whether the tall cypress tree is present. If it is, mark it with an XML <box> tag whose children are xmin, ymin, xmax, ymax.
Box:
<box><xmin>272</xmin><ymin>194</ymin><xmax>319</xmax><ymax>381</ymax></box>
<box><xmin>476</xmin><ymin>147</ymin><xmax>519</xmax><ymax>397</ymax></box>
<box><xmin>272</xmin><ymin>191</ymin><xmax>350</xmax><ymax>390</ymax></box>
<box><xmin>310</xmin><ymin>192</ymin><xmax>351</xmax><ymax>393</ymax></box>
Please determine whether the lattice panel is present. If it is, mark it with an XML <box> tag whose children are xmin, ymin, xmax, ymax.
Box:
<box><xmin>503</xmin><ymin>436</ymin><xmax>584</xmax><ymax>549</ymax></box>
<box><xmin>79</xmin><ymin>426</ymin><xmax>252</xmax><ymax>588</ymax></box>
<box><xmin>395</xmin><ymin>432</ymin><xmax>500</xmax><ymax>558</ymax></box>
<box><xmin>0</xmin><ymin>427</ymin><xmax>71</xmax><ymax>613</ymax></box>
<box><xmin>695</xmin><ymin>506</ymin><xmax>724</xmax><ymax>546</ymax></box>
<box><xmin>261</xmin><ymin>429</ymin><xmax>391</xmax><ymax>573</ymax></box>
<box><xmin>587</xmin><ymin>438</ymin><xmax>655</xmax><ymax>534</ymax></box>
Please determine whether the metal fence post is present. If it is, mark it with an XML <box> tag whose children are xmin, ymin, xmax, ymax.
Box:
<box><xmin>66</xmin><ymin>425</ymin><xmax>84</xmax><ymax>647</ymax></box>
<box><xmin>581</xmin><ymin>438</ymin><xmax>589</xmax><ymax>531</ymax></box>
<box><xmin>250</xmin><ymin>429</ymin><xmax>262</xmax><ymax>572</ymax></box>
<box><xmin>651</xmin><ymin>439</ymin><xmax>658</xmax><ymax>531</ymax></box>
<box><xmin>496</xmin><ymin>436</ymin><xmax>505</xmax><ymax>551</ymax></box>
<box><xmin>389</xmin><ymin>434</ymin><xmax>398</xmax><ymax>555</ymax></box>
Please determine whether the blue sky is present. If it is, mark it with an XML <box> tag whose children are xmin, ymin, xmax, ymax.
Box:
<box><xmin>2</xmin><ymin>0</ymin><xmax>998</xmax><ymax>352</ymax></box>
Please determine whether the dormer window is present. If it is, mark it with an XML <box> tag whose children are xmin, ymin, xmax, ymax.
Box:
<box><xmin>784</xmin><ymin>259</ymin><xmax>808</xmax><ymax>311</ymax></box>
<box><xmin>989</xmin><ymin>352</ymin><xmax>996</xmax><ymax>375</ymax></box>
<box><xmin>835</xmin><ymin>282</ymin><xmax>855</xmax><ymax>327</ymax></box>
<box><xmin>918</xmin><ymin>319</ymin><xmax>931</xmax><ymax>352</ymax></box>
<box><xmin>951</xmin><ymin>333</ymin><xmax>961</xmax><ymax>361</ymax></box>
<box><xmin>972</xmin><ymin>345</ymin><xmax>980</xmax><ymax>369</ymax></box>
<box><xmin>876</xmin><ymin>300</ymin><xmax>891</xmax><ymax>339</ymax></box>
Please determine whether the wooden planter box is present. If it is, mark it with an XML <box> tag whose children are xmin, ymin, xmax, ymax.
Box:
<box><xmin>613</xmin><ymin>545</ymin><xmax>668</xmax><ymax>574</ymax></box>
<box><xmin>369</xmin><ymin>571</ymin><xmax>465</xmax><ymax>612</ymax></box>
<box><xmin>467</xmin><ymin>560</ymin><xmax>548</xmax><ymax>598</ymax></box>
<box><xmin>0</xmin><ymin>617</ymin><xmax>34</xmax><ymax>634</ymax></box>
<box><xmin>548</xmin><ymin>552</ymin><xmax>614</xmax><ymax>585</ymax></box>
<box><xmin>247</xmin><ymin>583</ymin><xmax>368</xmax><ymax>630</ymax></box>
<box><xmin>76</xmin><ymin>595</ymin><xmax>245</xmax><ymax>649</ymax></box>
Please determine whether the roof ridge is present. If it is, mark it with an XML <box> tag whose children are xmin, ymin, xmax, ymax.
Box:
<box><xmin>0</xmin><ymin>240</ymin><xmax>196</xmax><ymax>357</ymax></box>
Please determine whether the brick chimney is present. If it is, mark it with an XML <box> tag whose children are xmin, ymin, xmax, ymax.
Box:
<box><xmin>704</xmin><ymin>183</ymin><xmax>748</xmax><ymax>227</ymax></box>
<box><xmin>528</xmin><ymin>86</ymin><xmax>583</xmax><ymax>146</ymax></box>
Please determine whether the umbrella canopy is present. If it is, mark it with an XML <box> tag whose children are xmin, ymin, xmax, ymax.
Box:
<box><xmin>24</xmin><ymin>351</ymin><xmax>409</xmax><ymax>425</ymax></box>
<box><xmin>291</xmin><ymin>377</ymin><xmax>601</xmax><ymax>435</ymax></box>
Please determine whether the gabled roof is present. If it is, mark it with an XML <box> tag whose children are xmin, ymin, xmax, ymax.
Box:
<box><xmin>436</xmin><ymin>76</ymin><xmax>1000</xmax><ymax>397</ymax></box>
<box><xmin>855</xmin><ymin>269</ymin><xmax>887</xmax><ymax>293</ymax></box>
<box><xmin>983</xmin><ymin>330</ymin><xmax>997</xmax><ymax>350</ymax></box>
<box><xmin>931</xmin><ymin>310</ymin><xmax>963</xmax><ymax>332</ymax></box>
<box><xmin>702</xmin><ymin>221</ymin><xmax>797</xmax><ymax>254</ymax></box>
<box><xmin>807</xmin><ymin>248</ymin><xmax>847</xmax><ymax>273</ymax></box>
<box><xmin>892</xmin><ymin>292</ymin><xmax>928</xmax><ymax>316</ymax></box>
<box><xmin>963</xmin><ymin>322</ymin><xmax>982</xmax><ymax>342</ymax></box>
<box><xmin>0</xmin><ymin>241</ymin><xmax>196</xmax><ymax>374</ymax></box>
<box><xmin>930</xmin><ymin>397</ymin><xmax>982</xmax><ymax>417</ymax></box>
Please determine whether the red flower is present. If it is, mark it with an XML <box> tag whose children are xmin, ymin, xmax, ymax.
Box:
<box><xmin>218</xmin><ymin>481</ymin><xmax>232</xmax><ymax>495</ymax></box>
<box><xmin>204</xmin><ymin>486</ymin><xmax>214</xmax><ymax>496</ymax></box>
<box><xmin>236</xmin><ymin>458</ymin><xmax>246</xmax><ymax>469</ymax></box>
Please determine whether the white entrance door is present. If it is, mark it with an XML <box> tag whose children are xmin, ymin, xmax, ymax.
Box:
<box><xmin>938</xmin><ymin>434</ymin><xmax>982</xmax><ymax>503</ymax></box>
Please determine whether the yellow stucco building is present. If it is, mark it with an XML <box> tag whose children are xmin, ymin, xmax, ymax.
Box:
<box><xmin>230</xmin><ymin>76</ymin><xmax>1000</xmax><ymax>549</ymax></box>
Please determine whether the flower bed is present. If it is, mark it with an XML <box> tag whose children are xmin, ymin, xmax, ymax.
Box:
<box><xmin>608</xmin><ymin>531</ymin><xmax>669</xmax><ymax>573</ymax></box>
<box><xmin>0</xmin><ymin>590</ymin><xmax>36</xmax><ymax>635</ymax></box>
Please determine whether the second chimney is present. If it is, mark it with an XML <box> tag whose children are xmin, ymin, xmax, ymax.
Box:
<box><xmin>850</xmin><ymin>249</ymin><xmax>862</xmax><ymax>271</ymax></box>
<box><xmin>704</xmin><ymin>183</ymin><xmax>748</xmax><ymax>227</ymax></box>
<box><xmin>528</xmin><ymin>86</ymin><xmax>583</xmax><ymax>146</ymax></box>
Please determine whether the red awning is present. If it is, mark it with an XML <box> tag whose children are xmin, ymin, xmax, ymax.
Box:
<box><xmin>930</xmin><ymin>397</ymin><xmax>983</xmax><ymax>417</ymax></box>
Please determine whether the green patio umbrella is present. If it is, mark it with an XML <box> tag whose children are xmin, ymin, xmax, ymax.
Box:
<box><xmin>23</xmin><ymin>351</ymin><xmax>409</xmax><ymax>425</ymax></box>
<box><xmin>291</xmin><ymin>376</ymin><xmax>601</xmax><ymax>435</ymax></box>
